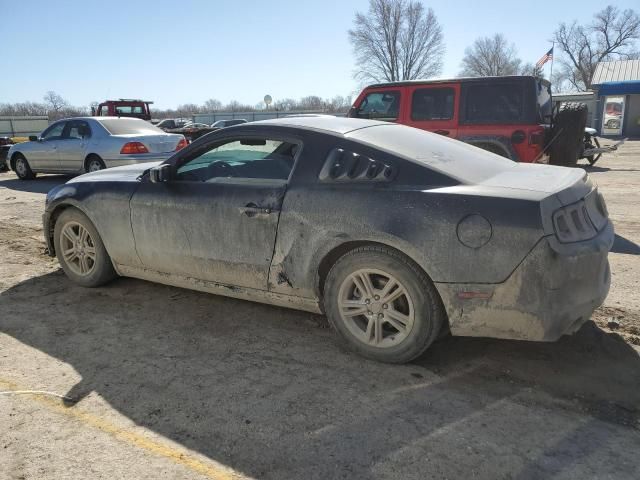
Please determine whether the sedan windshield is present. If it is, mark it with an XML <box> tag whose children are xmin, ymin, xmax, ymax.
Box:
<box><xmin>98</xmin><ymin>118</ymin><xmax>165</xmax><ymax>136</ymax></box>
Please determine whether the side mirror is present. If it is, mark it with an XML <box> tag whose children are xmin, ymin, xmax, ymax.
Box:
<box><xmin>149</xmin><ymin>164</ymin><xmax>172</xmax><ymax>183</ymax></box>
<box><xmin>29</xmin><ymin>135</ymin><xmax>39</xmax><ymax>142</ymax></box>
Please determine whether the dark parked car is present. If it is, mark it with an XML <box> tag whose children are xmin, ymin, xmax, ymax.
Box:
<box><xmin>0</xmin><ymin>137</ymin><xmax>13</xmax><ymax>171</ymax></box>
<box><xmin>43</xmin><ymin>116</ymin><xmax>613</xmax><ymax>363</ymax></box>
<box><xmin>211</xmin><ymin>119</ymin><xmax>248</xmax><ymax>129</ymax></box>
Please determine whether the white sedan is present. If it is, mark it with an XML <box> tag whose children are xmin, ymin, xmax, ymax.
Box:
<box><xmin>7</xmin><ymin>117</ymin><xmax>187</xmax><ymax>179</ymax></box>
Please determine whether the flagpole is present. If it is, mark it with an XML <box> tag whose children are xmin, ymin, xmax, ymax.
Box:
<box><xmin>549</xmin><ymin>41</ymin><xmax>555</xmax><ymax>82</ymax></box>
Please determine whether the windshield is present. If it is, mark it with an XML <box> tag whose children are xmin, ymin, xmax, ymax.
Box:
<box><xmin>98</xmin><ymin>118</ymin><xmax>164</xmax><ymax>136</ymax></box>
<box><xmin>347</xmin><ymin>124</ymin><xmax>516</xmax><ymax>183</ymax></box>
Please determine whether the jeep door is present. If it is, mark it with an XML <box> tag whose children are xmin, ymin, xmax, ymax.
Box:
<box><xmin>403</xmin><ymin>84</ymin><xmax>459</xmax><ymax>138</ymax></box>
<box><xmin>129</xmin><ymin>133</ymin><xmax>301</xmax><ymax>291</ymax></box>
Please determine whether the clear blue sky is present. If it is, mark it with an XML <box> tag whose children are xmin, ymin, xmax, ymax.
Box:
<box><xmin>2</xmin><ymin>0</ymin><xmax>638</xmax><ymax>109</ymax></box>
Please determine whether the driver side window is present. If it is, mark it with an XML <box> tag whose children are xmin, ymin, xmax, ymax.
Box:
<box><xmin>42</xmin><ymin>122</ymin><xmax>65</xmax><ymax>141</ymax></box>
<box><xmin>354</xmin><ymin>91</ymin><xmax>400</xmax><ymax>121</ymax></box>
<box><xmin>176</xmin><ymin>137</ymin><xmax>299</xmax><ymax>182</ymax></box>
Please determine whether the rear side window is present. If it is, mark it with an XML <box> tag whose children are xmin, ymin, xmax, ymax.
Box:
<box><xmin>353</xmin><ymin>91</ymin><xmax>400</xmax><ymax>121</ymax></box>
<box><xmin>411</xmin><ymin>88</ymin><xmax>454</xmax><ymax>121</ymax></box>
<box><xmin>319</xmin><ymin>148</ymin><xmax>396</xmax><ymax>183</ymax></box>
<box><xmin>463</xmin><ymin>84</ymin><xmax>524</xmax><ymax>123</ymax></box>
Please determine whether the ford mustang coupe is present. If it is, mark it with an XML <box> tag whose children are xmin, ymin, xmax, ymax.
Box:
<box><xmin>43</xmin><ymin>116</ymin><xmax>613</xmax><ymax>363</ymax></box>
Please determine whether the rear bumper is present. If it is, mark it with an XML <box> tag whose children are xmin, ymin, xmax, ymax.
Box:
<box><xmin>436</xmin><ymin>221</ymin><xmax>613</xmax><ymax>341</ymax></box>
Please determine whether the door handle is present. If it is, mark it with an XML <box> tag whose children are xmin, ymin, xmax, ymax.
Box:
<box><xmin>434</xmin><ymin>129</ymin><xmax>450</xmax><ymax>136</ymax></box>
<box><xmin>240</xmin><ymin>203</ymin><xmax>278</xmax><ymax>217</ymax></box>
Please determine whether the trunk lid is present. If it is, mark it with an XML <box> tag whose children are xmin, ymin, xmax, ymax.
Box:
<box><xmin>117</xmin><ymin>133</ymin><xmax>183</xmax><ymax>153</ymax></box>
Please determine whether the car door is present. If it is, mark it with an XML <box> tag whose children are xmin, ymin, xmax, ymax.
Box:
<box><xmin>129</xmin><ymin>133</ymin><xmax>301</xmax><ymax>291</ymax></box>
<box><xmin>404</xmin><ymin>84</ymin><xmax>459</xmax><ymax>138</ymax></box>
<box><xmin>28</xmin><ymin>121</ymin><xmax>66</xmax><ymax>170</ymax></box>
<box><xmin>57</xmin><ymin>120</ymin><xmax>91</xmax><ymax>172</ymax></box>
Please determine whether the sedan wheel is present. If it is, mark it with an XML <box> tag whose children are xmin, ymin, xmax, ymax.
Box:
<box><xmin>14</xmin><ymin>155</ymin><xmax>35</xmax><ymax>180</ymax></box>
<box><xmin>324</xmin><ymin>246</ymin><xmax>445</xmax><ymax>363</ymax></box>
<box><xmin>54</xmin><ymin>208</ymin><xmax>116</xmax><ymax>287</ymax></box>
<box><xmin>87</xmin><ymin>156</ymin><xmax>105</xmax><ymax>172</ymax></box>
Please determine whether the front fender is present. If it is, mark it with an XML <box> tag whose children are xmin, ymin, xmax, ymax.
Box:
<box><xmin>44</xmin><ymin>181</ymin><xmax>142</xmax><ymax>267</ymax></box>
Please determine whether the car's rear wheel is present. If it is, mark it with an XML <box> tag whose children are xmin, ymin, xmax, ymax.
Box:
<box><xmin>324</xmin><ymin>246</ymin><xmax>445</xmax><ymax>363</ymax></box>
<box><xmin>54</xmin><ymin>208</ymin><xmax>116</xmax><ymax>287</ymax></box>
<box><xmin>14</xmin><ymin>154</ymin><xmax>35</xmax><ymax>180</ymax></box>
<box><xmin>85</xmin><ymin>155</ymin><xmax>106</xmax><ymax>173</ymax></box>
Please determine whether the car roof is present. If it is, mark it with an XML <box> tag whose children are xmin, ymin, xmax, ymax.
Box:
<box><xmin>249</xmin><ymin>116</ymin><xmax>388</xmax><ymax>135</ymax></box>
<box><xmin>364</xmin><ymin>75</ymin><xmax>550</xmax><ymax>89</ymax></box>
<box><xmin>49</xmin><ymin>116</ymin><xmax>148</xmax><ymax>123</ymax></box>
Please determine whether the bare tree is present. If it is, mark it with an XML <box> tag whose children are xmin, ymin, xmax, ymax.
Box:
<box><xmin>203</xmin><ymin>98</ymin><xmax>222</xmax><ymax>112</ymax></box>
<box><xmin>519</xmin><ymin>62</ymin><xmax>544</xmax><ymax>77</ymax></box>
<box><xmin>459</xmin><ymin>34</ymin><xmax>521</xmax><ymax>77</ymax></box>
<box><xmin>554</xmin><ymin>5</ymin><xmax>640</xmax><ymax>90</ymax></box>
<box><xmin>43</xmin><ymin>91</ymin><xmax>68</xmax><ymax>113</ymax></box>
<box><xmin>349</xmin><ymin>0</ymin><xmax>444</xmax><ymax>83</ymax></box>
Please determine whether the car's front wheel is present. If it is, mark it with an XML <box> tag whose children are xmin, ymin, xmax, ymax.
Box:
<box><xmin>14</xmin><ymin>154</ymin><xmax>36</xmax><ymax>180</ymax></box>
<box><xmin>324</xmin><ymin>246</ymin><xmax>445</xmax><ymax>363</ymax></box>
<box><xmin>54</xmin><ymin>208</ymin><xmax>117</xmax><ymax>287</ymax></box>
<box><xmin>85</xmin><ymin>155</ymin><xmax>106</xmax><ymax>173</ymax></box>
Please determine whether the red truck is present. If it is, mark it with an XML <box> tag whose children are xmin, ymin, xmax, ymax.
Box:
<box><xmin>92</xmin><ymin>99</ymin><xmax>153</xmax><ymax>121</ymax></box>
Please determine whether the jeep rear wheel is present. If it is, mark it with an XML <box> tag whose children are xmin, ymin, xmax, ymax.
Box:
<box><xmin>549</xmin><ymin>103</ymin><xmax>588</xmax><ymax>167</ymax></box>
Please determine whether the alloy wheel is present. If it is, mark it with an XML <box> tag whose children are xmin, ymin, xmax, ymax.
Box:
<box><xmin>16</xmin><ymin>158</ymin><xmax>27</xmax><ymax>177</ymax></box>
<box><xmin>337</xmin><ymin>268</ymin><xmax>415</xmax><ymax>348</ymax></box>
<box><xmin>60</xmin><ymin>222</ymin><xmax>97</xmax><ymax>276</ymax></box>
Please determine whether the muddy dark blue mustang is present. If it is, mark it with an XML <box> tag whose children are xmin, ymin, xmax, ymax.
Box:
<box><xmin>43</xmin><ymin>116</ymin><xmax>613</xmax><ymax>363</ymax></box>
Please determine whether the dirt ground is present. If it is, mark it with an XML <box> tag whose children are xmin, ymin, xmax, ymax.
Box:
<box><xmin>1</xmin><ymin>143</ymin><xmax>639</xmax><ymax>480</ymax></box>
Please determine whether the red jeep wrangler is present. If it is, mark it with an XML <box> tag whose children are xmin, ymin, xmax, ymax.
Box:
<box><xmin>349</xmin><ymin>76</ymin><xmax>585</xmax><ymax>165</ymax></box>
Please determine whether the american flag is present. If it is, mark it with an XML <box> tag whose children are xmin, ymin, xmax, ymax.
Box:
<box><xmin>536</xmin><ymin>47</ymin><xmax>554</xmax><ymax>68</ymax></box>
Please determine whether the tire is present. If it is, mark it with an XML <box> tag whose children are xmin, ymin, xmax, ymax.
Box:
<box><xmin>53</xmin><ymin>208</ymin><xmax>117</xmax><ymax>287</ymax></box>
<box><xmin>549</xmin><ymin>103</ymin><xmax>588</xmax><ymax>167</ymax></box>
<box><xmin>85</xmin><ymin>155</ymin><xmax>106</xmax><ymax>173</ymax></box>
<box><xmin>14</xmin><ymin>154</ymin><xmax>36</xmax><ymax>180</ymax></box>
<box><xmin>323</xmin><ymin>246</ymin><xmax>445</xmax><ymax>363</ymax></box>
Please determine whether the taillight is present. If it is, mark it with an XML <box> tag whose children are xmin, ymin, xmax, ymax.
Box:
<box><xmin>529</xmin><ymin>129</ymin><xmax>545</xmax><ymax>146</ymax></box>
<box><xmin>120</xmin><ymin>142</ymin><xmax>149</xmax><ymax>154</ymax></box>
<box><xmin>552</xmin><ymin>201</ymin><xmax>597</xmax><ymax>243</ymax></box>
<box><xmin>175</xmin><ymin>137</ymin><xmax>188</xmax><ymax>151</ymax></box>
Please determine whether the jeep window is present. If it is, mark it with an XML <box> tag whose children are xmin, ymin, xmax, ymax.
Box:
<box><xmin>464</xmin><ymin>84</ymin><xmax>524</xmax><ymax>123</ymax></box>
<box><xmin>536</xmin><ymin>80</ymin><xmax>552</xmax><ymax>123</ymax></box>
<box><xmin>354</xmin><ymin>91</ymin><xmax>400</xmax><ymax>121</ymax></box>
<box><xmin>411</xmin><ymin>88</ymin><xmax>454</xmax><ymax>121</ymax></box>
